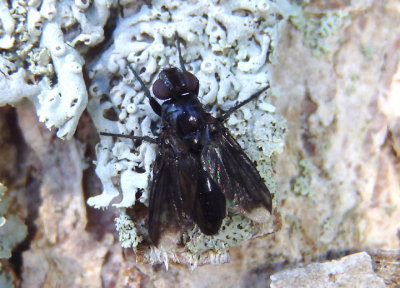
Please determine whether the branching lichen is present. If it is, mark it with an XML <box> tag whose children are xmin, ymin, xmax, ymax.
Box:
<box><xmin>0</xmin><ymin>0</ymin><xmax>113</xmax><ymax>139</ymax></box>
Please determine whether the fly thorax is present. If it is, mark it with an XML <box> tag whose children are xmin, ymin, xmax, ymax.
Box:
<box><xmin>177</xmin><ymin>113</ymin><xmax>203</xmax><ymax>151</ymax></box>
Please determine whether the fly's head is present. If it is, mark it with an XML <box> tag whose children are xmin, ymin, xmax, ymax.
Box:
<box><xmin>152</xmin><ymin>67</ymin><xmax>199</xmax><ymax>100</ymax></box>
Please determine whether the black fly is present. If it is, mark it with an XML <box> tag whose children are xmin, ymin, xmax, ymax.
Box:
<box><xmin>101</xmin><ymin>33</ymin><xmax>272</xmax><ymax>247</ymax></box>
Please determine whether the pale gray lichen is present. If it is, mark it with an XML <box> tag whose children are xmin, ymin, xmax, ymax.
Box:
<box><xmin>87</xmin><ymin>0</ymin><xmax>289</xmax><ymax>265</ymax></box>
<box><xmin>0</xmin><ymin>0</ymin><xmax>113</xmax><ymax>139</ymax></box>
<box><xmin>26</xmin><ymin>47</ymin><xmax>53</xmax><ymax>77</ymax></box>
<box><xmin>0</xmin><ymin>183</ymin><xmax>28</xmax><ymax>259</ymax></box>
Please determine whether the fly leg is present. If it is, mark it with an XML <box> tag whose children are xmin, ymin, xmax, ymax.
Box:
<box><xmin>99</xmin><ymin>132</ymin><xmax>158</xmax><ymax>144</ymax></box>
<box><xmin>218</xmin><ymin>85</ymin><xmax>270</xmax><ymax>122</ymax></box>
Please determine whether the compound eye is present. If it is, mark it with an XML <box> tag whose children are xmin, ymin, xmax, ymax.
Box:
<box><xmin>152</xmin><ymin>79</ymin><xmax>171</xmax><ymax>99</ymax></box>
<box><xmin>183</xmin><ymin>72</ymin><xmax>199</xmax><ymax>92</ymax></box>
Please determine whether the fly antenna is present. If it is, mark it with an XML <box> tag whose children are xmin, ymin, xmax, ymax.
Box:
<box><xmin>126</xmin><ymin>63</ymin><xmax>161</xmax><ymax>116</ymax></box>
<box><xmin>175</xmin><ymin>32</ymin><xmax>186</xmax><ymax>72</ymax></box>
<box><xmin>127</xmin><ymin>64</ymin><xmax>152</xmax><ymax>100</ymax></box>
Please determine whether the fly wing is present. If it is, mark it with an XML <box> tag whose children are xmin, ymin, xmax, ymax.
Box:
<box><xmin>148</xmin><ymin>139</ymin><xmax>198</xmax><ymax>246</ymax></box>
<box><xmin>201</xmin><ymin>125</ymin><xmax>272</xmax><ymax>221</ymax></box>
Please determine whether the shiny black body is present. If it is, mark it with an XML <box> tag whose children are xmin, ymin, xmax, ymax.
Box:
<box><xmin>101</xmin><ymin>34</ymin><xmax>272</xmax><ymax>246</ymax></box>
<box><xmin>150</xmin><ymin>81</ymin><xmax>228</xmax><ymax>238</ymax></box>
<box><xmin>148</xmin><ymin>84</ymin><xmax>272</xmax><ymax>243</ymax></box>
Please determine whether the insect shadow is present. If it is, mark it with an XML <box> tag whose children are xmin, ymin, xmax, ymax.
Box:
<box><xmin>101</xmin><ymin>32</ymin><xmax>272</xmax><ymax>247</ymax></box>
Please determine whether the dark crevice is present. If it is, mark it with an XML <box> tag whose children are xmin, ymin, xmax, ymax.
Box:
<box><xmin>0</xmin><ymin>107</ymin><xmax>42</xmax><ymax>280</ymax></box>
<box><xmin>300</xmin><ymin>88</ymin><xmax>318</xmax><ymax>156</ymax></box>
<box><xmin>242</xmin><ymin>249</ymin><xmax>359</xmax><ymax>288</ymax></box>
<box><xmin>83</xmin><ymin>8</ymin><xmax>119</xmax><ymax>65</ymax></box>
<box><xmin>102</xmin><ymin>107</ymin><xmax>119</xmax><ymax>121</ymax></box>
<box><xmin>9</xmin><ymin>175</ymin><xmax>41</xmax><ymax>277</ymax></box>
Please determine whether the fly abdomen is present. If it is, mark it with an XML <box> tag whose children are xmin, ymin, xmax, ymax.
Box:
<box><xmin>192</xmin><ymin>169</ymin><xmax>226</xmax><ymax>235</ymax></box>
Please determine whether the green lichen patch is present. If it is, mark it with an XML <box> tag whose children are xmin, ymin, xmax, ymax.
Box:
<box><xmin>289</xmin><ymin>6</ymin><xmax>350</xmax><ymax>55</ymax></box>
<box><xmin>27</xmin><ymin>47</ymin><xmax>53</xmax><ymax>76</ymax></box>
<box><xmin>293</xmin><ymin>159</ymin><xmax>315</xmax><ymax>198</ymax></box>
<box><xmin>361</xmin><ymin>43</ymin><xmax>376</xmax><ymax>60</ymax></box>
<box><xmin>0</xmin><ymin>263</ymin><xmax>15</xmax><ymax>288</ymax></box>
<box><xmin>184</xmin><ymin>213</ymin><xmax>253</xmax><ymax>262</ymax></box>
<box><xmin>115</xmin><ymin>213</ymin><xmax>143</xmax><ymax>249</ymax></box>
<box><xmin>0</xmin><ymin>183</ymin><xmax>27</xmax><ymax>259</ymax></box>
